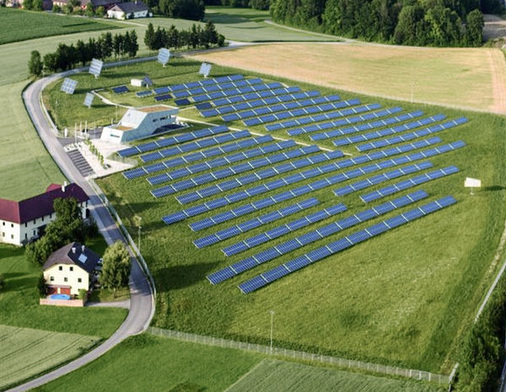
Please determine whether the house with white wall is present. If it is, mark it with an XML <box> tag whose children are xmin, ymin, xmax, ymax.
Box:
<box><xmin>101</xmin><ymin>105</ymin><xmax>178</xmax><ymax>144</ymax></box>
<box><xmin>43</xmin><ymin>242</ymin><xmax>101</xmax><ymax>296</ymax></box>
<box><xmin>107</xmin><ymin>1</ymin><xmax>150</xmax><ymax>19</ymax></box>
<box><xmin>0</xmin><ymin>183</ymin><xmax>89</xmax><ymax>246</ymax></box>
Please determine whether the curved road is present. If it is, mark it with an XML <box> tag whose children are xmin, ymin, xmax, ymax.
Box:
<box><xmin>8</xmin><ymin>65</ymin><xmax>155</xmax><ymax>391</ymax></box>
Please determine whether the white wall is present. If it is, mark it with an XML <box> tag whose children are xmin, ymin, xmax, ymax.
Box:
<box><xmin>44</xmin><ymin>264</ymin><xmax>90</xmax><ymax>296</ymax></box>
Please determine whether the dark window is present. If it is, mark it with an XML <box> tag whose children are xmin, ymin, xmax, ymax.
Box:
<box><xmin>50</xmin><ymin>276</ymin><xmax>54</xmax><ymax>281</ymax></box>
<box><xmin>70</xmin><ymin>266</ymin><xmax>73</xmax><ymax>272</ymax></box>
<box><xmin>78</xmin><ymin>278</ymin><xmax>82</xmax><ymax>283</ymax></box>
<box><xmin>64</xmin><ymin>277</ymin><xmax>68</xmax><ymax>282</ymax></box>
<box><xmin>59</xmin><ymin>266</ymin><xmax>63</xmax><ymax>271</ymax></box>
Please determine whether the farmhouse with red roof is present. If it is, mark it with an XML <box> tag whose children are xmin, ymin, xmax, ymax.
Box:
<box><xmin>0</xmin><ymin>183</ymin><xmax>89</xmax><ymax>246</ymax></box>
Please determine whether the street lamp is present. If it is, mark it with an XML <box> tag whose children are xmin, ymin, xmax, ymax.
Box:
<box><xmin>269</xmin><ymin>310</ymin><xmax>275</xmax><ymax>354</ymax></box>
<box><xmin>137</xmin><ymin>216</ymin><xmax>142</xmax><ymax>254</ymax></box>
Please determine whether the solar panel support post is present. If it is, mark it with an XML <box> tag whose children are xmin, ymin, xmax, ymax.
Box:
<box><xmin>269</xmin><ymin>310</ymin><xmax>275</xmax><ymax>354</ymax></box>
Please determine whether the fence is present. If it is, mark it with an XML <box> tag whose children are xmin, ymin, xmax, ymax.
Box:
<box><xmin>148</xmin><ymin>326</ymin><xmax>451</xmax><ymax>386</ymax></box>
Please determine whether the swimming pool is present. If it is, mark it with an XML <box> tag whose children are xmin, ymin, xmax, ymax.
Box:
<box><xmin>50</xmin><ymin>294</ymin><xmax>71</xmax><ymax>300</ymax></box>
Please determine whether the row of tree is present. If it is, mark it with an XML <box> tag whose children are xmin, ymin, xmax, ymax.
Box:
<box><xmin>270</xmin><ymin>0</ymin><xmax>489</xmax><ymax>47</ymax></box>
<box><xmin>29</xmin><ymin>30</ymin><xmax>138</xmax><ymax>75</ymax></box>
<box><xmin>203</xmin><ymin>0</ymin><xmax>269</xmax><ymax>10</ymax></box>
<box><xmin>144</xmin><ymin>22</ymin><xmax>225</xmax><ymax>51</ymax></box>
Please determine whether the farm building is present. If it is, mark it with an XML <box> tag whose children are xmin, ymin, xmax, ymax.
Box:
<box><xmin>0</xmin><ymin>183</ymin><xmax>89</xmax><ymax>246</ymax></box>
<box><xmin>101</xmin><ymin>105</ymin><xmax>179</xmax><ymax>144</ymax></box>
<box><xmin>43</xmin><ymin>242</ymin><xmax>101</xmax><ymax>296</ymax></box>
<box><xmin>107</xmin><ymin>1</ymin><xmax>150</xmax><ymax>19</ymax></box>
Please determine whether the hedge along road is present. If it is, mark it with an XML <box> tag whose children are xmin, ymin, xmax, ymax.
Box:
<box><xmin>8</xmin><ymin>58</ymin><xmax>156</xmax><ymax>392</ymax></box>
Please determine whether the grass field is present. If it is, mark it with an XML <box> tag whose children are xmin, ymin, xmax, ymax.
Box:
<box><xmin>190</xmin><ymin>44</ymin><xmax>506</xmax><ymax>114</ymax></box>
<box><xmin>0</xmin><ymin>8</ymin><xmax>119</xmax><ymax>45</ymax></box>
<box><xmin>0</xmin><ymin>325</ymin><xmax>100</xmax><ymax>391</ymax></box>
<box><xmin>58</xmin><ymin>59</ymin><xmax>503</xmax><ymax>373</ymax></box>
<box><xmin>35</xmin><ymin>334</ymin><xmax>263</xmax><ymax>392</ymax></box>
<box><xmin>0</xmin><ymin>243</ymin><xmax>127</xmax><ymax>338</ymax></box>
<box><xmin>227</xmin><ymin>359</ymin><xmax>440</xmax><ymax>392</ymax></box>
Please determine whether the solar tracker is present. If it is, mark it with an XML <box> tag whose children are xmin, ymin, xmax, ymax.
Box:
<box><xmin>158</xmin><ymin>48</ymin><xmax>171</xmax><ymax>66</ymax></box>
<box><xmin>143</xmin><ymin>76</ymin><xmax>153</xmax><ymax>86</ymax></box>
<box><xmin>237</xmin><ymin>195</ymin><xmax>457</xmax><ymax>293</ymax></box>
<box><xmin>60</xmin><ymin>78</ymin><xmax>78</xmax><ymax>94</ymax></box>
<box><xmin>89</xmin><ymin>58</ymin><xmax>103</xmax><ymax>78</ymax></box>
<box><xmin>199</xmin><ymin>62</ymin><xmax>212</xmax><ymax>77</ymax></box>
<box><xmin>83</xmin><ymin>92</ymin><xmax>94</xmax><ymax>108</ymax></box>
<box><xmin>210</xmin><ymin>191</ymin><xmax>427</xmax><ymax>284</ymax></box>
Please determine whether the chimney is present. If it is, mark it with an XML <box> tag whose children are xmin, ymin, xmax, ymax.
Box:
<box><xmin>72</xmin><ymin>247</ymin><xmax>76</xmax><ymax>254</ymax></box>
<box><xmin>61</xmin><ymin>181</ymin><xmax>68</xmax><ymax>192</ymax></box>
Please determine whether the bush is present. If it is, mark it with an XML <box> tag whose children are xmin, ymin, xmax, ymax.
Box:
<box><xmin>78</xmin><ymin>288</ymin><xmax>88</xmax><ymax>300</ymax></box>
<box><xmin>37</xmin><ymin>272</ymin><xmax>46</xmax><ymax>298</ymax></box>
<box><xmin>0</xmin><ymin>274</ymin><xmax>5</xmax><ymax>290</ymax></box>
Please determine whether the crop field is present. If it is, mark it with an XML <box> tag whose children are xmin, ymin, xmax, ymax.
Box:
<box><xmin>53</xmin><ymin>58</ymin><xmax>502</xmax><ymax>373</ymax></box>
<box><xmin>0</xmin><ymin>243</ymin><xmax>127</xmax><ymax>338</ymax></box>
<box><xmin>0</xmin><ymin>324</ymin><xmax>99</xmax><ymax>390</ymax></box>
<box><xmin>190</xmin><ymin>44</ymin><xmax>506</xmax><ymax>114</ymax></box>
<box><xmin>36</xmin><ymin>334</ymin><xmax>263</xmax><ymax>392</ymax></box>
<box><xmin>0</xmin><ymin>8</ymin><xmax>120</xmax><ymax>45</ymax></box>
<box><xmin>227</xmin><ymin>359</ymin><xmax>439</xmax><ymax>392</ymax></box>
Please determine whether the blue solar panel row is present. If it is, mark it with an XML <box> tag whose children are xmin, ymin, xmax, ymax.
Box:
<box><xmin>193</xmin><ymin>82</ymin><xmax>284</xmax><ymax>104</ymax></box>
<box><xmin>356</xmin><ymin>117</ymin><xmax>469</xmax><ymax>152</ymax></box>
<box><xmin>147</xmin><ymin>140</ymin><xmax>304</xmax><ymax>186</ymax></box>
<box><xmin>136</xmin><ymin>90</ymin><xmax>153</xmax><ymax>98</ymax></box>
<box><xmin>161</xmin><ymin>138</ymin><xmax>460</xmax><ymax>226</ymax></box>
<box><xmin>140</xmin><ymin>129</ymin><xmax>250</xmax><ymax>163</ymax></box>
<box><xmin>176</xmin><ymin>149</ymin><xmax>345</xmax><ymax>205</ymax></box>
<box><xmin>205</xmin><ymin>87</ymin><xmax>302</xmax><ymax>111</ymax></box>
<box><xmin>163</xmin><ymin>74</ymin><xmax>244</xmax><ymax>93</ymax></box>
<box><xmin>118</xmin><ymin>125</ymin><xmax>229</xmax><ymax>158</ymax></box>
<box><xmin>194</xmin><ymin>198</ymin><xmax>320</xmax><ymax>248</ymax></box>
<box><xmin>153</xmin><ymin>86</ymin><xmax>170</xmax><ymax>95</ymax></box>
<box><xmin>332</xmin><ymin>114</ymin><xmax>447</xmax><ymax>147</ymax></box>
<box><xmin>124</xmin><ymin>134</ymin><xmax>272</xmax><ymax>180</ymax></box>
<box><xmin>244</xmin><ymin>98</ymin><xmax>362</xmax><ymax>127</ymax></box>
<box><xmin>175</xmin><ymin>98</ymin><xmax>191</xmax><ymax>106</ymax></box>
<box><xmin>238</xmin><ymin>195</ymin><xmax>457</xmax><ymax>293</ymax></box>
<box><xmin>172</xmin><ymin>78</ymin><xmax>263</xmax><ymax>99</ymax></box>
<box><xmin>309</xmin><ymin>110</ymin><xmax>424</xmax><ymax>141</ymax></box>
<box><xmin>334</xmin><ymin>161</ymin><xmax>433</xmax><ymax>196</ymax></box>
<box><xmin>112</xmin><ymin>85</ymin><xmax>129</xmax><ymax>94</ymax></box>
<box><xmin>222</xmin><ymin>95</ymin><xmax>342</xmax><ymax>123</ymax></box>
<box><xmin>360</xmin><ymin>166</ymin><xmax>460</xmax><ymax>203</ymax></box>
<box><xmin>210</xmin><ymin>191</ymin><xmax>427</xmax><ymax>284</ymax></box>
<box><xmin>154</xmin><ymin>94</ymin><xmax>171</xmax><ymax>102</ymax></box>
<box><xmin>151</xmin><ymin>143</ymin><xmax>318</xmax><ymax>197</ymax></box>
<box><xmin>269</xmin><ymin>103</ymin><xmax>382</xmax><ymax>132</ymax></box>
<box><xmin>203</xmin><ymin>91</ymin><xmax>321</xmax><ymax>117</ymax></box>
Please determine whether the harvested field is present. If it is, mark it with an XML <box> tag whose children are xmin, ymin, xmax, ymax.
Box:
<box><xmin>190</xmin><ymin>43</ymin><xmax>506</xmax><ymax>114</ymax></box>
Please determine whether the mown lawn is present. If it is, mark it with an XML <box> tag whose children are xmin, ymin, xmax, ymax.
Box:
<box><xmin>0</xmin><ymin>325</ymin><xmax>100</xmax><ymax>391</ymax></box>
<box><xmin>0</xmin><ymin>243</ymin><xmax>127</xmax><ymax>338</ymax></box>
<box><xmin>228</xmin><ymin>359</ymin><xmax>441</xmax><ymax>392</ymax></box>
<box><xmin>0</xmin><ymin>8</ymin><xmax>119</xmax><ymax>45</ymax></box>
<box><xmin>43</xmin><ymin>58</ymin><xmax>506</xmax><ymax>372</ymax></box>
<box><xmin>35</xmin><ymin>334</ymin><xmax>263</xmax><ymax>392</ymax></box>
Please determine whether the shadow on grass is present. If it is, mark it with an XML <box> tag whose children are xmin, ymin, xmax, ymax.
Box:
<box><xmin>483</xmin><ymin>185</ymin><xmax>506</xmax><ymax>192</ymax></box>
<box><xmin>3</xmin><ymin>273</ymin><xmax>35</xmax><ymax>293</ymax></box>
<box><xmin>156</xmin><ymin>262</ymin><xmax>220</xmax><ymax>292</ymax></box>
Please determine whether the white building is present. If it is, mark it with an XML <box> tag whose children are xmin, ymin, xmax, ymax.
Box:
<box><xmin>0</xmin><ymin>183</ymin><xmax>89</xmax><ymax>246</ymax></box>
<box><xmin>107</xmin><ymin>1</ymin><xmax>151</xmax><ymax>19</ymax></box>
<box><xmin>101</xmin><ymin>105</ymin><xmax>179</xmax><ymax>144</ymax></box>
<box><xmin>43</xmin><ymin>242</ymin><xmax>101</xmax><ymax>296</ymax></box>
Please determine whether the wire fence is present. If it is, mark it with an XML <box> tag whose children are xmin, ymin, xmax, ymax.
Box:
<box><xmin>148</xmin><ymin>326</ymin><xmax>450</xmax><ymax>385</ymax></box>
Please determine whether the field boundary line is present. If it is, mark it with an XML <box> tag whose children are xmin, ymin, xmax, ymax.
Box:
<box><xmin>147</xmin><ymin>326</ymin><xmax>450</xmax><ymax>385</ymax></box>
<box><xmin>223</xmin><ymin>359</ymin><xmax>268</xmax><ymax>392</ymax></box>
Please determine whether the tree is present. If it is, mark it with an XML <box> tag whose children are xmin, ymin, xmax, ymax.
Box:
<box><xmin>43</xmin><ymin>52</ymin><xmax>59</xmax><ymax>73</ymax></box>
<box><xmin>465</xmin><ymin>9</ymin><xmax>483</xmax><ymax>47</ymax></box>
<box><xmin>128</xmin><ymin>30</ymin><xmax>139</xmax><ymax>57</ymax></box>
<box><xmin>63</xmin><ymin>3</ymin><xmax>73</xmax><ymax>14</ymax></box>
<box><xmin>250</xmin><ymin>0</ymin><xmax>269</xmax><ymax>10</ymax></box>
<box><xmin>85</xmin><ymin>2</ymin><xmax>94</xmax><ymax>17</ymax></box>
<box><xmin>23</xmin><ymin>0</ymin><xmax>33</xmax><ymax>9</ymax></box>
<box><xmin>37</xmin><ymin>272</ymin><xmax>46</xmax><ymax>298</ymax></box>
<box><xmin>159</xmin><ymin>0</ymin><xmax>205</xmax><ymax>21</ymax></box>
<box><xmin>33</xmin><ymin>0</ymin><xmax>43</xmax><ymax>10</ymax></box>
<box><xmin>101</xmin><ymin>32</ymin><xmax>113</xmax><ymax>59</ymax></box>
<box><xmin>95</xmin><ymin>5</ymin><xmax>105</xmax><ymax>15</ymax></box>
<box><xmin>100</xmin><ymin>241</ymin><xmax>131</xmax><ymax>297</ymax></box>
<box><xmin>144</xmin><ymin>22</ymin><xmax>156</xmax><ymax>50</ymax></box>
<box><xmin>52</xmin><ymin>4</ymin><xmax>61</xmax><ymax>12</ymax></box>
<box><xmin>28</xmin><ymin>50</ymin><xmax>43</xmax><ymax>77</ymax></box>
<box><xmin>49</xmin><ymin>197</ymin><xmax>86</xmax><ymax>244</ymax></box>
<box><xmin>0</xmin><ymin>274</ymin><xmax>5</xmax><ymax>291</ymax></box>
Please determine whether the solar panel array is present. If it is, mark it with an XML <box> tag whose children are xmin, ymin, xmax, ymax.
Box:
<box><xmin>124</xmin><ymin>135</ymin><xmax>274</xmax><ymax>180</ymax></box>
<box><xmin>117</xmin><ymin>125</ymin><xmax>229</xmax><ymax>157</ymax></box>
<box><xmin>60</xmin><ymin>78</ymin><xmax>78</xmax><ymax>94</ymax></box>
<box><xmin>112</xmin><ymin>85</ymin><xmax>129</xmax><ymax>94</ymax></box>
<box><xmin>194</xmin><ymin>198</ymin><xmax>321</xmax><ymax>248</ymax></box>
<box><xmin>209</xmin><ymin>191</ymin><xmax>427</xmax><ymax>284</ymax></box>
<box><xmin>238</xmin><ymin>196</ymin><xmax>457</xmax><ymax>293</ymax></box>
<box><xmin>191</xmin><ymin>81</ymin><xmax>284</xmax><ymax>104</ymax></box>
<box><xmin>89</xmin><ymin>58</ymin><xmax>103</xmax><ymax>77</ymax></box>
<box><xmin>154</xmin><ymin>75</ymin><xmax>244</xmax><ymax>96</ymax></box>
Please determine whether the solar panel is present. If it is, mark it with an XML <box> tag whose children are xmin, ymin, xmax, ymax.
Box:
<box><xmin>143</xmin><ymin>76</ymin><xmax>153</xmax><ymax>86</ymax></box>
<box><xmin>112</xmin><ymin>85</ymin><xmax>129</xmax><ymax>94</ymax></box>
<box><xmin>136</xmin><ymin>90</ymin><xmax>153</xmax><ymax>98</ymax></box>
<box><xmin>158</xmin><ymin>48</ymin><xmax>171</xmax><ymax>66</ymax></box>
<box><xmin>83</xmin><ymin>92</ymin><xmax>94</xmax><ymax>108</ymax></box>
<box><xmin>89</xmin><ymin>58</ymin><xmax>103</xmax><ymax>78</ymax></box>
<box><xmin>237</xmin><ymin>195</ymin><xmax>456</xmax><ymax>293</ymax></box>
<box><xmin>60</xmin><ymin>78</ymin><xmax>78</xmax><ymax>94</ymax></box>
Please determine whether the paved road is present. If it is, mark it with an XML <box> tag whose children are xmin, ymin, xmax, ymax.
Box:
<box><xmin>8</xmin><ymin>65</ymin><xmax>155</xmax><ymax>391</ymax></box>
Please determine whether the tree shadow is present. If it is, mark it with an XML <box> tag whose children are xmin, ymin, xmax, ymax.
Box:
<box><xmin>3</xmin><ymin>274</ymin><xmax>36</xmax><ymax>293</ymax></box>
<box><xmin>156</xmin><ymin>262</ymin><xmax>220</xmax><ymax>292</ymax></box>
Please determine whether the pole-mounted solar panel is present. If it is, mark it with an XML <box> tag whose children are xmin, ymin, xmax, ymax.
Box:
<box><xmin>89</xmin><ymin>59</ymin><xmax>104</xmax><ymax>78</ymax></box>
<box><xmin>199</xmin><ymin>63</ymin><xmax>212</xmax><ymax>78</ymax></box>
<box><xmin>60</xmin><ymin>78</ymin><xmax>78</xmax><ymax>94</ymax></box>
<box><xmin>83</xmin><ymin>92</ymin><xmax>94</xmax><ymax>108</ymax></box>
<box><xmin>158</xmin><ymin>48</ymin><xmax>170</xmax><ymax>66</ymax></box>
